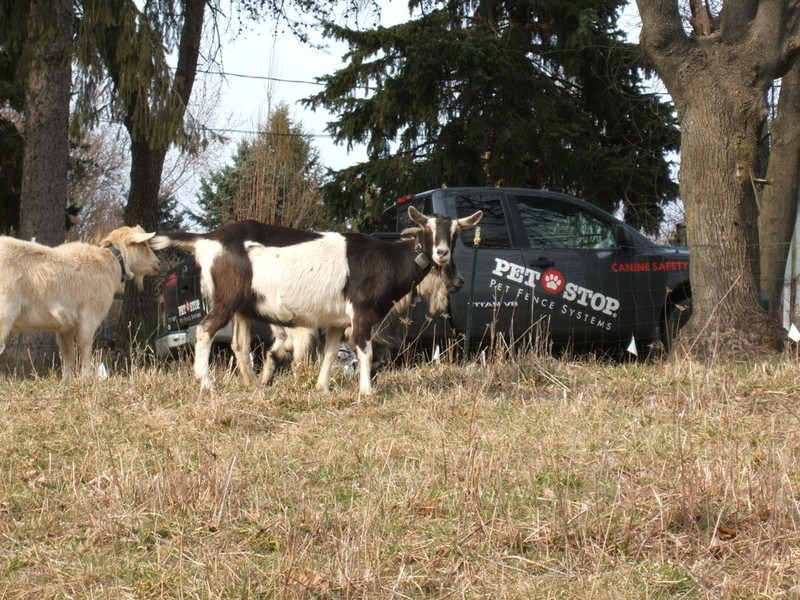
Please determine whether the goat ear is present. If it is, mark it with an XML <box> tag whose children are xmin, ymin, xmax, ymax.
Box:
<box><xmin>457</xmin><ymin>210</ymin><xmax>483</xmax><ymax>229</ymax></box>
<box><xmin>408</xmin><ymin>206</ymin><xmax>428</xmax><ymax>226</ymax></box>
<box><xmin>400</xmin><ymin>226</ymin><xmax>422</xmax><ymax>237</ymax></box>
<box><xmin>131</xmin><ymin>231</ymin><xmax>156</xmax><ymax>243</ymax></box>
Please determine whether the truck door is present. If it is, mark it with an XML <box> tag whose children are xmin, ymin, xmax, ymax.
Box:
<box><xmin>509</xmin><ymin>193</ymin><xmax>641</xmax><ymax>348</ymax></box>
<box><xmin>447</xmin><ymin>191</ymin><xmax>532</xmax><ymax>346</ymax></box>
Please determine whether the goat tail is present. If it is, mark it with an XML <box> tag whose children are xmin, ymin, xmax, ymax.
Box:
<box><xmin>149</xmin><ymin>232</ymin><xmax>203</xmax><ymax>252</ymax></box>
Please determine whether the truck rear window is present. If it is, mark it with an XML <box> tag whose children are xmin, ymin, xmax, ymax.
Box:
<box><xmin>396</xmin><ymin>196</ymin><xmax>432</xmax><ymax>232</ymax></box>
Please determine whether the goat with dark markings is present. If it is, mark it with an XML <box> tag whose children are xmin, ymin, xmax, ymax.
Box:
<box><xmin>149</xmin><ymin>207</ymin><xmax>481</xmax><ymax>395</ymax></box>
<box><xmin>241</xmin><ymin>252</ymin><xmax>465</xmax><ymax>385</ymax></box>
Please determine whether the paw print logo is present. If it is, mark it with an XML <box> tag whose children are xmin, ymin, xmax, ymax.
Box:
<box><xmin>541</xmin><ymin>269</ymin><xmax>565</xmax><ymax>295</ymax></box>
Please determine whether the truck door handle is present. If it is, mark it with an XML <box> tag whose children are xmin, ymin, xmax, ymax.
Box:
<box><xmin>532</xmin><ymin>257</ymin><xmax>555</xmax><ymax>268</ymax></box>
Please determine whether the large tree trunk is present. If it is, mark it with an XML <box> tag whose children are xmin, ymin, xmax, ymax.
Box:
<box><xmin>19</xmin><ymin>0</ymin><xmax>72</xmax><ymax>246</ymax></box>
<box><xmin>758</xmin><ymin>66</ymin><xmax>800</xmax><ymax>320</ymax></box>
<box><xmin>116</xmin><ymin>0</ymin><xmax>206</xmax><ymax>354</ymax></box>
<box><xmin>15</xmin><ymin>0</ymin><xmax>73</xmax><ymax>369</ymax></box>
<box><xmin>637</xmin><ymin>0</ymin><xmax>787</xmax><ymax>362</ymax></box>
<box><xmin>117</xmin><ymin>143</ymin><xmax>167</xmax><ymax>350</ymax></box>
<box><xmin>676</xmin><ymin>90</ymin><xmax>782</xmax><ymax>359</ymax></box>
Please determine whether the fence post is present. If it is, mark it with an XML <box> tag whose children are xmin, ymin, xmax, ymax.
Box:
<box><xmin>463</xmin><ymin>226</ymin><xmax>481</xmax><ymax>357</ymax></box>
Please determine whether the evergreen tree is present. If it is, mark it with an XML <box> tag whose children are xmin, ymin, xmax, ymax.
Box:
<box><xmin>157</xmin><ymin>192</ymin><xmax>185</xmax><ymax>232</ymax></box>
<box><xmin>194</xmin><ymin>104</ymin><xmax>326</xmax><ymax>230</ymax></box>
<box><xmin>0</xmin><ymin>0</ymin><xmax>73</xmax><ymax>246</ymax></box>
<box><xmin>191</xmin><ymin>143</ymin><xmax>247</xmax><ymax>230</ymax></box>
<box><xmin>307</xmin><ymin>0</ymin><xmax>679</xmax><ymax>233</ymax></box>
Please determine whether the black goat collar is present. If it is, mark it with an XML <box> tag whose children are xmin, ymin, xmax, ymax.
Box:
<box><xmin>105</xmin><ymin>243</ymin><xmax>126</xmax><ymax>283</ymax></box>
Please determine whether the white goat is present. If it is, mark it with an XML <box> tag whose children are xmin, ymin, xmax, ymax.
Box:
<box><xmin>0</xmin><ymin>226</ymin><xmax>160</xmax><ymax>377</ymax></box>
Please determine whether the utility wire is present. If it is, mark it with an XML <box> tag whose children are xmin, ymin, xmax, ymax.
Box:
<box><xmin>196</xmin><ymin>68</ymin><xmax>326</xmax><ymax>86</ymax></box>
<box><xmin>206</xmin><ymin>126</ymin><xmax>333</xmax><ymax>139</ymax></box>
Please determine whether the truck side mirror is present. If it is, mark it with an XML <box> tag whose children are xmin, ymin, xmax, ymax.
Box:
<box><xmin>614</xmin><ymin>223</ymin><xmax>635</xmax><ymax>248</ymax></box>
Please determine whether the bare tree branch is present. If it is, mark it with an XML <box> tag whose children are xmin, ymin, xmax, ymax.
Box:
<box><xmin>750</xmin><ymin>0</ymin><xmax>800</xmax><ymax>78</ymax></box>
<box><xmin>636</xmin><ymin>0</ymin><xmax>691</xmax><ymax>59</ymax></box>
<box><xmin>690</xmin><ymin>0</ymin><xmax>715</xmax><ymax>36</ymax></box>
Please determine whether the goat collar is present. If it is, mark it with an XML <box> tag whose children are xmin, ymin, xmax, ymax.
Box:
<box><xmin>413</xmin><ymin>241</ymin><xmax>431</xmax><ymax>270</ymax></box>
<box><xmin>105</xmin><ymin>243</ymin><xmax>127</xmax><ymax>283</ymax></box>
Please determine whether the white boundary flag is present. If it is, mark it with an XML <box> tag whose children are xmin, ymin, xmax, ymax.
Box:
<box><xmin>627</xmin><ymin>334</ymin><xmax>638</xmax><ymax>357</ymax></box>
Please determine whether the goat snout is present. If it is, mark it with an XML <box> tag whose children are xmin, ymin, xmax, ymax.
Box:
<box><xmin>433</xmin><ymin>248</ymin><xmax>451</xmax><ymax>265</ymax></box>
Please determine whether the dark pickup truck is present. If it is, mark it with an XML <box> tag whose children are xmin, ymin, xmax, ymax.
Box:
<box><xmin>155</xmin><ymin>187</ymin><xmax>691</xmax><ymax>359</ymax></box>
<box><xmin>380</xmin><ymin>187</ymin><xmax>691</xmax><ymax>356</ymax></box>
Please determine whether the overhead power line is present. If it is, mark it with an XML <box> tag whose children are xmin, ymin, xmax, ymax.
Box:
<box><xmin>196</xmin><ymin>68</ymin><xmax>325</xmax><ymax>87</ymax></box>
<box><xmin>207</xmin><ymin>126</ymin><xmax>332</xmax><ymax>139</ymax></box>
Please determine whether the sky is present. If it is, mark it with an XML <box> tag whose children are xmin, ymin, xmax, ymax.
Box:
<box><xmin>199</xmin><ymin>2</ymin><xmax>414</xmax><ymax>174</ymax></box>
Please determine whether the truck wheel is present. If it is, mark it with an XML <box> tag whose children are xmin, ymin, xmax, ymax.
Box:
<box><xmin>663</xmin><ymin>298</ymin><xmax>692</xmax><ymax>352</ymax></box>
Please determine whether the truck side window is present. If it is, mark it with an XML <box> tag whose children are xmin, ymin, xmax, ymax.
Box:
<box><xmin>455</xmin><ymin>194</ymin><xmax>511</xmax><ymax>248</ymax></box>
<box><xmin>515</xmin><ymin>196</ymin><xmax>617</xmax><ymax>250</ymax></box>
<box><xmin>396</xmin><ymin>197</ymin><xmax>432</xmax><ymax>232</ymax></box>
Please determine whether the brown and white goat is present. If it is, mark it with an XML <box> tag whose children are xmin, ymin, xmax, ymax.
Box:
<box><xmin>149</xmin><ymin>207</ymin><xmax>481</xmax><ymax>395</ymax></box>
<box><xmin>0</xmin><ymin>226</ymin><xmax>160</xmax><ymax>377</ymax></box>
<box><xmin>236</xmin><ymin>256</ymin><xmax>464</xmax><ymax>386</ymax></box>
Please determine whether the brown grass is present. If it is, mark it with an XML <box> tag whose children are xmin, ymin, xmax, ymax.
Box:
<box><xmin>1</xmin><ymin>352</ymin><xmax>800</xmax><ymax>598</ymax></box>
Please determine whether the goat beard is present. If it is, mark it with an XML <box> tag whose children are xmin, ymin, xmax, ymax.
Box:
<box><xmin>134</xmin><ymin>275</ymin><xmax>145</xmax><ymax>291</ymax></box>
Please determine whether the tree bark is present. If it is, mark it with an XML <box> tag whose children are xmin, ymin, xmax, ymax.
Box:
<box><xmin>16</xmin><ymin>0</ymin><xmax>74</xmax><ymax>367</ymax></box>
<box><xmin>676</xmin><ymin>88</ymin><xmax>782</xmax><ymax>359</ymax></box>
<box><xmin>759</xmin><ymin>65</ymin><xmax>800</xmax><ymax>320</ymax></box>
<box><xmin>117</xmin><ymin>142</ymin><xmax>167</xmax><ymax>349</ymax></box>
<box><xmin>19</xmin><ymin>0</ymin><xmax>73</xmax><ymax>246</ymax></box>
<box><xmin>637</xmin><ymin>0</ymin><xmax>787</xmax><ymax>361</ymax></box>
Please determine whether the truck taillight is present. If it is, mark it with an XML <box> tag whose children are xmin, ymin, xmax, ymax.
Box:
<box><xmin>395</xmin><ymin>194</ymin><xmax>414</xmax><ymax>206</ymax></box>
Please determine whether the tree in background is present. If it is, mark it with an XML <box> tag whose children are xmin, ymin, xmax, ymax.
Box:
<box><xmin>759</xmin><ymin>68</ymin><xmax>800</xmax><ymax>322</ymax></box>
<box><xmin>307</xmin><ymin>0</ymin><xmax>679</xmax><ymax>232</ymax></box>
<box><xmin>0</xmin><ymin>0</ymin><xmax>74</xmax><ymax>246</ymax></box>
<box><xmin>0</xmin><ymin>0</ymin><xmax>74</xmax><ymax>365</ymax></box>
<box><xmin>636</xmin><ymin>0</ymin><xmax>796</xmax><ymax>360</ymax></box>
<box><xmin>194</xmin><ymin>103</ymin><xmax>325</xmax><ymax>230</ymax></box>
<box><xmin>65</xmin><ymin>125</ymin><xmax>129</xmax><ymax>240</ymax></box>
<box><xmin>191</xmin><ymin>150</ymin><xmax>240</xmax><ymax>230</ymax></box>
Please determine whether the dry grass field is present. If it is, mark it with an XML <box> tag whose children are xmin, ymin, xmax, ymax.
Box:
<box><xmin>1</xmin><ymin>348</ymin><xmax>800</xmax><ymax>598</ymax></box>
